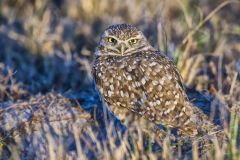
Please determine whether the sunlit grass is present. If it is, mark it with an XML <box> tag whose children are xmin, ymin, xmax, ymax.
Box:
<box><xmin>0</xmin><ymin>0</ymin><xmax>239</xmax><ymax>159</ymax></box>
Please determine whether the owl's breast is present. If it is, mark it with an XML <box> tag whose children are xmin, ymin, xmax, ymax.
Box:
<box><xmin>93</xmin><ymin>56</ymin><xmax>143</xmax><ymax>118</ymax></box>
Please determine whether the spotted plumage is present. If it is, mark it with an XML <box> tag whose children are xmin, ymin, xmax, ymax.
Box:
<box><xmin>93</xmin><ymin>24</ymin><xmax>220</xmax><ymax>136</ymax></box>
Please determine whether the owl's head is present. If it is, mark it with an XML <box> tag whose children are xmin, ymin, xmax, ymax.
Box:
<box><xmin>95</xmin><ymin>24</ymin><xmax>153</xmax><ymax>56</ymax></box>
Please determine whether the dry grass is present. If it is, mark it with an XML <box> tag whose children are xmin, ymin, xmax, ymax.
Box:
<box><xmin>0</xmin><ymin>0</ymin><xmax>239</xmax><ymax>159</ymax></box>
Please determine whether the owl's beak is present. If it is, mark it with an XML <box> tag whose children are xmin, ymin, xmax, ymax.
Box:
<box><xmin>117</xmin><ymin>43</ymin><xmax>128</xmax><ymax>55</ymax></box>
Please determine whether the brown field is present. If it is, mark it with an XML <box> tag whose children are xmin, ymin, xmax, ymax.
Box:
<box><xmin>0</xmin><ymin>0</ymin><xmax>239</xmax><ymax>159</ymax></box>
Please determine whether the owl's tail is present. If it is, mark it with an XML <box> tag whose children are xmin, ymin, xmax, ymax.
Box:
<box><xmin>176</xmin><ymin>102</ymin><xmax>228</xmax><ymax>157</ymax></box>
<box><xmin>179</xmin><ymin>102</ymin><xmax>227</xmax><ymax>145</ymax></box>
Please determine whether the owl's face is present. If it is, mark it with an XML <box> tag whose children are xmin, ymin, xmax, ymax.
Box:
<box><xmin>95</xmin><ymin>24</ymin><xmax>153</xmax><ymax>56</ymax></box>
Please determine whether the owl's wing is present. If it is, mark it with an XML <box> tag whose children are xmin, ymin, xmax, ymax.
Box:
<box><xmin>124</xmin><ymin>51</ymin><xmax>194</xmax><ymax>130</ymax></box>
<box><xmin>155</xmin><ymin>51</ymin><xmax>186</xmax><ymax>96</ymax></box>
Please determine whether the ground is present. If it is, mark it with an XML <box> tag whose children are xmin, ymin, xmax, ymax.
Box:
<box><xmin>0</xmin><ymin>0</ymin><xmax>239</xmax><ymax>159</ymax></box>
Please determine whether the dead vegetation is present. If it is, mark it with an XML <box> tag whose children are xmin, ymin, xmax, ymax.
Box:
<box><xmin>0</xmin><ymin>0</ymin><xmax>239</xmax><ymax>159</ymax></box>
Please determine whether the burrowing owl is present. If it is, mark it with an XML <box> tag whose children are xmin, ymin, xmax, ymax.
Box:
<box><xmin>93</xmin><ymin>24</ymin><xmax>219</xmax><ymax>136</ymax></box>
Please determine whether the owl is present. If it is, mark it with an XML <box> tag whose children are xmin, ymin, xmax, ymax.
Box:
<box><xmin>92</xmin><ymin>24</ymin><xmax>219</xmax><ymax>137</ymax></box>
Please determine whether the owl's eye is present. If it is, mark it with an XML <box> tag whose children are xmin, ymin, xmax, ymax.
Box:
<box><xmin>128</xmin><ymin>39</ymin><xmax>139</xmax><ymax>45</ymax></box>
<box><xmin>106</xmin><ymin>37</ymin><xmax>117</xmax><ymax>44</ymax></box>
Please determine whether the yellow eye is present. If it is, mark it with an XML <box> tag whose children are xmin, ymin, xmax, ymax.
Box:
<box><xmin>129</xmin><ymin>39</ymin><xmax>139</xmax><ymax>45</ymax></box>
<box><xmin>106</xmin><ymin>37</ymin><xmax>117</xmax><ymax>44</ymax></box>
